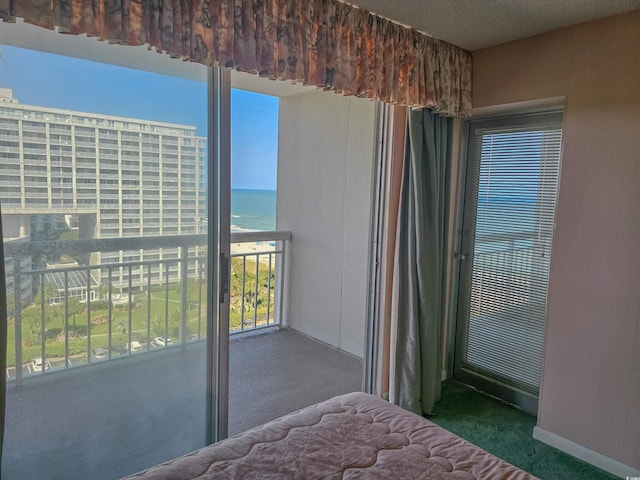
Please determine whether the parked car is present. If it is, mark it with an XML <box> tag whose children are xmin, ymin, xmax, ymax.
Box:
<box><xmin>31</xmin><ymin>357</ymin><xmax>51</xmax><ymax>372</ymax></box>
<box><xmin>126</xmin><ymin>341</ymin><xmax>143</xmax><ymax>352</ymax></box>
<box><xmin>92</xmin><ymin>347</ymin><xmax>108</xmax><ymax>359</ymax></box>
<box><xmin>154</xmin><ymin>336</ymin><xmax>173</xmax><ymax>347</ymax></box>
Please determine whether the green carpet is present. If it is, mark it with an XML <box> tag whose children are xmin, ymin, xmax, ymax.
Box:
<box><xmin>428</xmin><ymin>381</ymin><xmax>616</xmax><ymax>480</ymax></box>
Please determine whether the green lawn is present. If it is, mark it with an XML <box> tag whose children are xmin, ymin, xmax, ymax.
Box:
<box><xmin>7</xmin><ymin>272</ymin><xmax>276</xmax><ymax>368</ymax></box>
<box><xmin>7</xmin><ymin>295</ymin><xmax>207</xmax><ymax>366</ymax></box>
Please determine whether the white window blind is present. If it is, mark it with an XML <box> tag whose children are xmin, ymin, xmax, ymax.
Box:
<box><xmin>459</xmin><ymin>114</ymin><xmax>562</xmax><ymax>394</ymax></box>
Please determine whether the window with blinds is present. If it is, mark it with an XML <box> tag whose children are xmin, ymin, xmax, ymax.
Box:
<box><xmin>455</xmin><ymin>112</ymin><xmax>563</xmax><ymax>410</ymax></box>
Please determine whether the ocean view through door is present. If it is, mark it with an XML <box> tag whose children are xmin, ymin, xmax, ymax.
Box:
<box><xmin>454</xmin><ymin>112</ymin><xmax>563</xmax><ymax>413</ymax></box>
<box><xmin>225</xmin><ymin>80</ymin><xmax>367</xmax><ymax>435</ymax></box>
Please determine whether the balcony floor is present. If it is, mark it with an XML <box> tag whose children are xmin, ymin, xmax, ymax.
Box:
<box><xmin>2</xmin><ymin>328</ymin><xmax>363</xmax><ymax>480</ymax></box>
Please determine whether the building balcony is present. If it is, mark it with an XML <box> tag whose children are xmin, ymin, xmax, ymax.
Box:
<box><xmin>75</xmin><ymin>139</ymin><xmax>96</xmax><ymax>148</ymax></box>
<box><xmin>49</xmin><ymin>126</ymin><xmax>72</xmax><ymax>135</ymax></box>
<box><xmin>0</xmin><ymin>120</ymin><xmax>19</xmax><ymax>129</ymax></box>
<box><xmin>22</xmin><ymin>147</ymin><xmax>47</xmax><ymax>155</ymax></box>
<box><xmin>21</xmin><ymin>124</ymin><xmax>45</xmax><ymax>133</ymax></box>
<box><xmin>76</xmin><ymin>193</ymin><xmax>98</xmax><ymax>201</ymax></box>
<box><xmin>23</xmin><ymin>191</ymin><xmax>49</xmax><ymax>198</ymax></box>
<box><xmin>49</xmin><ymin>138</ymin><xmax>72</xmax><ymax>146</ymax></box>
<box><xmin>162</xmin><ymin>165</ymin><xmax>179</xmax><ymax>173</ymax></box>
<box><xmin>0</xmin><ymin>145</ymin><xmax>20</xmax><ymax>154</ymax></box>
<box><xmin>3</xmin><ymin>231</ymin><xmax>290</xmax><ymax>385</ymax></box>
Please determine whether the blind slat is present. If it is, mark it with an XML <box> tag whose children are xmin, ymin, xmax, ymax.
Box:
<box><xmin>460</xmin><ymin>114</ymin><xmax>562</xmax><ymax>394</ymax></box>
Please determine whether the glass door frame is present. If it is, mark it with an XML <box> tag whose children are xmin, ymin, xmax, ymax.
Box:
<box><xmin>207</xmin><ymin>66</ymin><xmax>232</xmax><ymax>443</ymax></box>
<box><xmin>451</xmin><ymin>110</ymin><xmax>563</xmax><ymax>414</ymax></box>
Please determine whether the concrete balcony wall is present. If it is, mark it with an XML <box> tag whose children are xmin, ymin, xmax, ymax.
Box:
<box><xmin>277</xmin><ymin>91</ymin><xmax>376</xmax><ymax>358</ymax></box>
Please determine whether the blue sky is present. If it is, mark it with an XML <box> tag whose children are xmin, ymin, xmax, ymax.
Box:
<box><xmin>0</xmin><ymin>45</ymin><xmax>278</xmax><ymax>190</ymax></box>
<box><xmin>231</xmin><ymin>90</ymin><xmax>278</xmax><ymax>190</ymax></box>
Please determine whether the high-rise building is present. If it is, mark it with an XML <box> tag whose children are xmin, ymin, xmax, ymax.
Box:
<box><xmin>0</xmin><ymin>87</ymin><xmax>206</xmax><ymax>295</ymax></box>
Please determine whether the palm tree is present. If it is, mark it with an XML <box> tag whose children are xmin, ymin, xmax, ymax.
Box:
<box><xmin>117</xmin><ymin>319</ymin><xmax>127</xmax><ymax>336</ymax></box>
<box><xmin>67</xmin><ymin>298</ymin><xmax>83</xmax><ymax>328</ymax></box>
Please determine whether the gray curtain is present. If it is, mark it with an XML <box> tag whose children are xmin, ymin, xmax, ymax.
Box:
<box><xmin>0</xmin><ymin>204</ymin><xmax>6</xmax><ymax>462</ymax></box>
<box><xmin>393</xmin><ymin>108</ymin><xmax>452</xmax><ymax>416</ymax></box>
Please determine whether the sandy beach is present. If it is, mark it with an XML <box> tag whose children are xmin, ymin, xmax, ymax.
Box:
<box><xmin>230</xmin><ymin>241</ymin><xmax>279</xmax><ymax>264</ymax></box>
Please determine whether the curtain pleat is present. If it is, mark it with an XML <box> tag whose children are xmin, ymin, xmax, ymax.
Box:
<box><xmin>0</xmin><ymin>0</ymin><xmax>471</xmax><ymax>116</ymax></box>
<box><xmin>392</xmin><ymin>108</ymin><xmax>452</xmax><ymax>415</ymax></box>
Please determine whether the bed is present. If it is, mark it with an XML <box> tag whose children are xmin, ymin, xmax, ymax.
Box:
<box><xmin>122</xmin><ymin>392</ymin><xmax>536</xmax><ymax>479</ymax></box>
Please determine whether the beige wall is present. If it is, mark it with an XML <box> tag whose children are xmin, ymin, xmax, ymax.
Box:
<box><xmin>277</xmin><ymin>91</ymin><xmax>376</xmax><ymax>358</ymax></box>
<box><xmin>473</xmin><ymin>11</ymin><xmax>640</xmax><ymax>470</ymax></box>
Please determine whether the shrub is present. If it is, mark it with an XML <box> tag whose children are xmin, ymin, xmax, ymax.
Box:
<box><xmin>90</xmin><ymin>300</ymin><xmax>109</xmax><ymax>311</ymax></box>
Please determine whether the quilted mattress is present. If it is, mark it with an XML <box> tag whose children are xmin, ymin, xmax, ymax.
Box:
<box><xmin>122</xmin><ymin>392</ymin><xmax>537</xmax><ymax>479</ymax></box>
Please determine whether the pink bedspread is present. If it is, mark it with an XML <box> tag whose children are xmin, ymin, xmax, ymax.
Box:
<box><xmin>122</xmin><ymin>392</ymin><xmax>537</xmax><ymax>479</ymax></box>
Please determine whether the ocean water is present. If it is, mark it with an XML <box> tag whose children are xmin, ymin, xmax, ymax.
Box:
<box><xmin>231</xmin><ymin>188</ymin><xmax>276</xmax><ymax>231</ymax></box>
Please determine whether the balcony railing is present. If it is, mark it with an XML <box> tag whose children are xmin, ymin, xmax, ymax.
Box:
<box><xmin>4</xmin><ymin>231</ymin><xmax>290</xmax><ymax>384</ymax></box>
<box><xmin>229</xmin><ymin>231</ymin><xmax>288</xmax><ymax>334</ymax></box>
<box><xmin>469</xmin><ymin>230</ymin><xmax>551</xmax><ymax>317</ymax></box>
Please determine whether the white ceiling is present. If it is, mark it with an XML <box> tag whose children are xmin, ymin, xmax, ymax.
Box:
<box><xmin>345</xmin><ymin>0</ymin><xmax>640</xmax><ymax>50</ymax></box>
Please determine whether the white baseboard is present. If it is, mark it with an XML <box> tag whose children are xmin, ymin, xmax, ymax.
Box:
<box><xmin>533</xmin><ymin>426</ymin><xmax>640</xmax><ymax>479</ymax></box>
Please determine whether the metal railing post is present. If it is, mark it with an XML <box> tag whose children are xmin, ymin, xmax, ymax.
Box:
<box><xmin>13</xmin><ymin>258</ymin><xmax>22</xmax><ymax>385</ymax></box>
<box><xmin>197</xmin><ymin>260</ymin><xmax>203</xmax><ymax>339</ymax></box>
<box><xmin>164</xmin><ymin>262</ymin><xmax>169</xmax><ymax>347</ymax></box>
<box><xmin>240</xmin><ymin>257</ymin><xmax>246</xmax><ymax>331</ymax></box>
<box><xmin>274</xmin><ymin>239</ymin><xmax>286</xmax><ymax>328</ymax></box>
<box><xmin>39</xmin><ymin>273</ymin><xmax>45</xmax><ymax>375</ymax></box>
<box><xmin>108</xmin><ymin>268</ymin><xmax>113</xmax><ymax>359</ymax></box>
<box><xmin>127</xmin><ymin>264</ymin><xmax>133</xmax><ymax>348</ymax></box>
<box><xmin>146</xmin><ymin>264</ymin><xmax>151</xmax><ymax>352</ymax></box>
<box><xmin>87</xmin><ymin>266</ymin><xmax>92</xmax><ymax>363</ymax></box>
<box><xmin>180</xmin><ymin>245</ymin><xmax>188</xmax><ymax>350</ymax></box>
<box><xmin>267</xmin><ymin>253</ymin><xmax>272</xmax><ymax>326</ymax></box>
<box><xmin>253</xmin><ymin>254</ymin><xmax>259</xmax><ymax>329</ymax></box>
<box><xmin>64</xmin><ymin>271</ymin><xmax>69</xmax><ymax>368</ymax></box>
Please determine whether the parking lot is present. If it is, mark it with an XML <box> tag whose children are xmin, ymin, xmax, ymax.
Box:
<box><xmin>4</xmin><ymin>341</ymin><xmax>163</xmax><ymax>380</ymax></box>
<box><xmin>7</xmin><ymin>356</ymin><xmax>74</xmax><ymax>379</ymax></box>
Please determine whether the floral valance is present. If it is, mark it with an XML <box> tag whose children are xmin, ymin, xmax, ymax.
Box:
<box><xmin>0</xmin><ymin>1</ymin><xmax>472</xmax><ymax>116</ymax></box>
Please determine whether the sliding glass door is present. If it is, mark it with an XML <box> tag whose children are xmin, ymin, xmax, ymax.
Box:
<box><xmin>0</xmin><ymin>28</ymin><xmax>223</xmax><ymax>479</ymax></box>
<box><xmin>1</xmin><ymin>21</ymin><xmax>374</xmax><ymax>479</ymax></box>
<box><xmin>454</xmin><ymin>112</ymin><xmax>563</xmax><ymax>413</ymax></box>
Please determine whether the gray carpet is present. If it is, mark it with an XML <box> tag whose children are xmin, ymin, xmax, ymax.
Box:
<box><xmin>2</xmin><ymin>328</ymin><xmax>363</xmax><ymax>479</ymax></box>
<box><xmin>229</xmin><ymin>328</ymin><xmax>363</xmax><ymax>435</ymax></box>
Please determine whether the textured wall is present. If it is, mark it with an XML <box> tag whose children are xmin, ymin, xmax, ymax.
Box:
<box><xmin>277</xmin><ymin>91</ymin><xmax>376</xmax><ymax>358</ymax></box>
<box><xmin>473</xmin><ymin>11</ymin><xmax>640</xmax><ymax>469</ymax></box>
